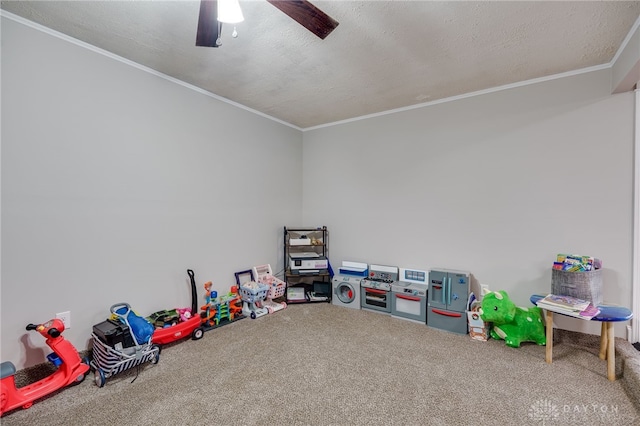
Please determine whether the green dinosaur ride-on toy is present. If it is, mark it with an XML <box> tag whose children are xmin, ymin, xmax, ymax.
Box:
<box><xmin>480</xmin><ymin>290</ymin><xmax>546</xmax><ymax>348</ymax></box>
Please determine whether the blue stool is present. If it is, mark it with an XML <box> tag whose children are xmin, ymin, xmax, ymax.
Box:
<box><xmin>530</xmin><ymin>294</ymin><xmax>633</xmax><ymax>381</ymax></box>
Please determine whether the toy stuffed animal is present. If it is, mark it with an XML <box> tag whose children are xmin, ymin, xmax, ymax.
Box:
<box><xmin>176</xmin><ymin>307</ymin><xmax>192</xmax><ymax>322</ymax></box>
<box><xmin>479</xmin><ymin>290</ymin><xmax>546</xmax><ymax>348</ymax></box>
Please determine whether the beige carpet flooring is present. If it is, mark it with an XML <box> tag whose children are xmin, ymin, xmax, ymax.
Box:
<box><xmin>2</xmin><ymin>303</ymin><xmax>639</xmax><ymax>425</ymax></box>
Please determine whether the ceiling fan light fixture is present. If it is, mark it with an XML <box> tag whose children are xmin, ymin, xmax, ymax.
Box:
<box><xmin>218</xmin><ymin>0</ymin><xmax>244</xmax><ymax>24</ymax></box>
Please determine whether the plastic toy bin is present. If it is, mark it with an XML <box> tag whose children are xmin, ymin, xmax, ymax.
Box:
<box><xmin>268</xmin><ymin>282</ymin><xmax>286</xmax><ymax>299</ymax></box>
<box><xmin>92</xmin><ymin>319</ymin><xmax>135</xmax><ymax>350</ymax></box>
<box><xmin>239</xmin><ymin>282</ymin><xmax>269</xmax><ymax>303</ymax></box>
<box><xmin>261</xmin><ymin>276</ymin><xmax>286</xmax><ymax>299</ymax></box>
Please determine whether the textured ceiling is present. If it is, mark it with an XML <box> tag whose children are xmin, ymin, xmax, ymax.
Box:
<box><xmin>2</xmin><ymin>1</ymin><xmax>640</xmax><ymax>129</ymax></box>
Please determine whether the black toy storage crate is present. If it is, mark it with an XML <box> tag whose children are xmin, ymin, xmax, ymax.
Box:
<box><xmin>92</xmin><ymin>319</ymin><xmax>135</xmax><ymax>350</ymax></box>
<box><xmin>551</xmin><ymin>268</ymin><xmax>603</xmax><ymax>306</ymax></box>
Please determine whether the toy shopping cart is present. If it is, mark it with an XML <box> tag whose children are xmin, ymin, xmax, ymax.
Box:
<box><xmin>90</xmin><ymin>303</ymin><xmax>160</xmax><ymax>387</ymax></box>
<box><xmin>235</xmin><ymin>270</ymin><xmax>269</xmax><ymax>319</ymax></box>
<box><xmin>252</xmin><ymin>264</ymin><xmax>287</xmax><ymax>313</ymax></box>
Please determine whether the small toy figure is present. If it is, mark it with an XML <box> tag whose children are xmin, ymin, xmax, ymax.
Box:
<box><xmin>479</xmin><ymin>290</ymin><xmax>546</xmax><ymax>348</ymax></box>
<box><xmin>201</xmin><ymin>282</ymin><xmax>218</xmax><ymax>326</ymax></box>
<box><xmin>204</xmin><ymin>281</ymin><xmax>215</xmax><ymax>305</ymax></box>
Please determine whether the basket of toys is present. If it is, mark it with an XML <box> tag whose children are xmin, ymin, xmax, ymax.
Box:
<box><xmin>552</xmin><ymin>269</ymin><xmax>602</xmax><ymax>306</ymax></box>
<box><xmin>239</xmin><ymin>281</ymin><xmax>269</xmax><ymax>303</ymax></box>
<box><xmin>551</xmin><ymin>254</ymin><xmax>603</xmax><ymax>306</ymax></box>
<box><xmin>251</xmin><ymin>264</ymin><xmax>286</xmax><ymax>300</ymax></box>
<box><xmin>261</xmin><ymin>275</ymin><xmax>286</xmax><ymax>299</ymax></box>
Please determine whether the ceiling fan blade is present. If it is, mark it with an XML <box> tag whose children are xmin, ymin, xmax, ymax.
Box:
<box><xmin>196</xmin><ymin>0</ymin><xmax>220</xmax><ymax>47</ymax></box>
<box><xmin>267</xmin><ymin>0</ymin><xmax>339</xmax><ymax>40</ymax></box>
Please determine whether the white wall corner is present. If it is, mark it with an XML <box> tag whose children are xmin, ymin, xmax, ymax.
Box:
<box><xmin>633</xmin><ymin>87</ymin><xmax>640</xmax><ymax>343</ymax></box>
<box><xmin>612</xmin><ymin>15</ymin><xmax>640</xmax><ymax>94</ymax></box>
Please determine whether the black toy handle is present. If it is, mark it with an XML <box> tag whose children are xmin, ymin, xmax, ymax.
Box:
<box><xmin>187</xmin><ymin>269</ymin><xmax>198</xmax><ymax>314</ymax></box>
<box><xmin>25</xmin><ymin>323</ymin><xmax>37</xmax><ymax>331</ymax></box>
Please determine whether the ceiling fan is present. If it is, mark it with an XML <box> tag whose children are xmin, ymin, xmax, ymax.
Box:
<box><xmin>196</xmin><ymin>0</ymin><xmax>339</xmax><ymax>48</ymax></box>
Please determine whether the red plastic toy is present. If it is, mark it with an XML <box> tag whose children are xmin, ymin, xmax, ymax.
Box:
<box><xmin>151</xmin><ymin>269</ymin><xmax>205</xmax><ymax>345</ymax></box>
<box><xmin>1</xmin><ymin>319</ymin><xmax>90</xmax><ymax>416</ymax></box>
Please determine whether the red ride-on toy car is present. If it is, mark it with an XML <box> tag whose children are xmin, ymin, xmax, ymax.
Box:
<box><xmin>1</xmin><ymin>319</ymin><xmax>90</xmax><ymax>416</ymax></box>
<box><xmin>150</xmin><ymin>269</ymin><xmax>205</xmax><ymax>345</ymax></box>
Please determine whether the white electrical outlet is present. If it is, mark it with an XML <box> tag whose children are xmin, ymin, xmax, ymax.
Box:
<box><xmin>56</xmin><ymin>311</ymin><xmax>71</xmax><ymax>329</ymax></box>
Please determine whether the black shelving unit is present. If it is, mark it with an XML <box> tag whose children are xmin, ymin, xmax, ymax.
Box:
<box><xmin>283</xmin><ymin>226</ymin><xmax>331</xmax><ymax>303</ymax></box>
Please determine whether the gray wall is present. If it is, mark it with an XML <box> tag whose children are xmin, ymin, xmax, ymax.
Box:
<box><xmin>1</xmin><ymin>18</ymin><xmax>302</xmax><ymax>368</ymax></box>
<box><xmin>303</xmin><ymin>69</ymin><xmax>634</xmax><ymax>339</ymax></box>
<box><xmin>2</xmin><ymin>16</ymin><xmax>636</xmax><ymax>370</ymax></box>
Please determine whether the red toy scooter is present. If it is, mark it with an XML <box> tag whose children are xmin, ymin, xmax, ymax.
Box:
<box><xmin>0</xmin><ymin>319</ymin><xmax>90</xmax><ymax>416</ymax></box>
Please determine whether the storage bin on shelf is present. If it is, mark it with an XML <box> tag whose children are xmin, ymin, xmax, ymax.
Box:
<box><xmin>551</xmin><ymin>268</ymin><xmax>602</xmax><ymax>306</ymax></box>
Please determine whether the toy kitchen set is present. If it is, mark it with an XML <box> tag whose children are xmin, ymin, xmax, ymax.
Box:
<box><xmin>427</xmin><ymin>269</ymin><xmax>471</xmax><ymax>334</ymax></box>
<box><xmin>360</xmin><ymin>264</ymin><xmax>398</xmax><ymax>314</ymax></box>
<box><xmin>391</xmin><ymin>268</ymin><xmax>429</xmax><ymax>324</ymax></box>
<box><xmin>356</xmin><ymin>263</ymin><xmax>470</xmax><ymax>334</ymax></box>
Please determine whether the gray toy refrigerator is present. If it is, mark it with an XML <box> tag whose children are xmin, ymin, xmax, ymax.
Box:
<box><xmin>427</xmin><ymin>269</ymin><xmax>470</xmax><ymax>334</ymax></box>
